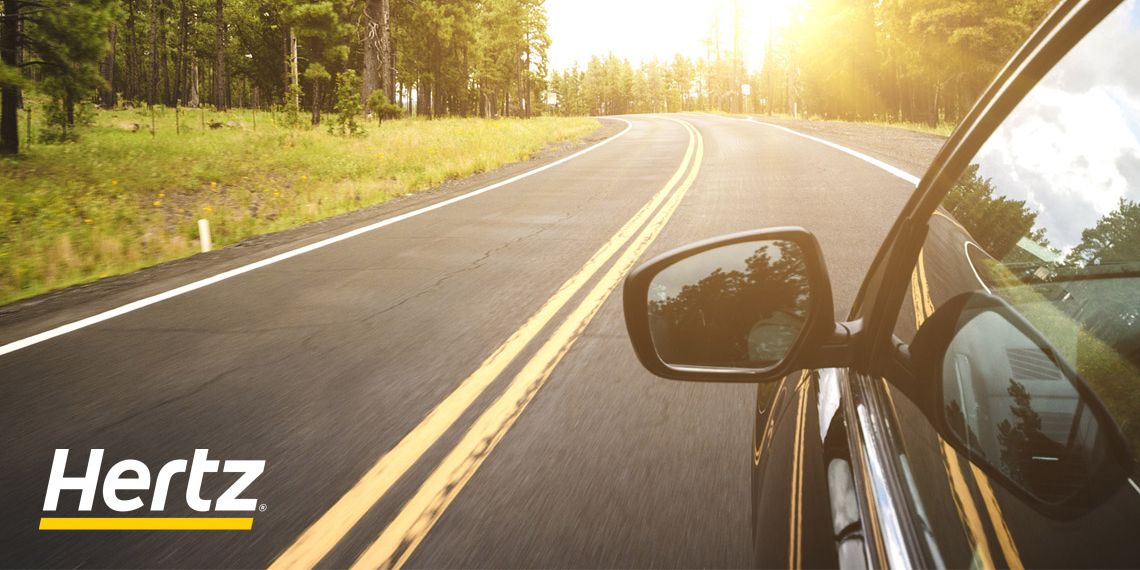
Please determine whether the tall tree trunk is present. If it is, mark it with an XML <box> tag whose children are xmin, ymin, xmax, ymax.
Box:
<box><xmin>126</xmin><ymin>0</ymin><xmax>138</xmax><ymax>102</ymax></box>
<box><xmin>430</xmin><ymin>34</ymin><xmax>440</xmax><ymax>118</ymax></box>
<box><xmin>289</xmin><ymin>27</ymin><xmax>298</xmax><ymax>107</ymax></box>
<box><xmin>175</xmin><ymin>0</ymin><xmax>187</xmax><ymax>104</ymax></box>
<box><xmin>523</xmin><ymin>42</ymin><xmax>531</xmax><ymax>118</ymax></box>
<box><xmin>148</xmin><ymin>0</ymin><xmax>157</xmax><ymax>106</ymax></box>
<box><xmin>386</xmin><ymin>6</ymin><xmax>395</xmax><ymax>101</ymax></box>
<box><xmin>101</xmin><ymin>26</ymin><xmax>118</xmax><ymax>108</ymax></box>
<box><xmin>189</xmin><ymin>60</ymin><xmax>200</xmax><ymax>107</ymax></box>
<box><xmin>64</xmin><ymin>90</ymin><xmax>75</xmax><ymax>126</ymax></box>
<box><xmin>1</xmin><ymin>0</ymin><xmax>19</xmax><ymax>154</ymax></box>
<box><xmin>214</xmin><ymin>0</ymin><xmax>226</xmax><ymax>110</ymax></box>
<box><xmin>160</xmin><ymin>4</ymin><xmax>171</xmax><ymax>105</ymax></box>
<box><xmin>379</xmin><ymin>0</ymin><xmax>392</xmax><ymax>100</ymax></box>
<box><xmin>929</xmin><ymin>83</ymin><xmax>940</xmax><ymax>128</ymax></box>
<box><xmin>310</xmin><ymin>80</ymin><xmax>321</xmax><ymax>125</ymax></box>
<box><xmin>361</xmin><ymin>0</ymin><xmax>392</xmax><ymax>110</ymax></box>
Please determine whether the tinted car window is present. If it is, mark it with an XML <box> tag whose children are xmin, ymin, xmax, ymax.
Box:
<box><xmin>893</xmin><ymin>1</ymin><xmax>1140</xmax><ymax>565</ymax></box>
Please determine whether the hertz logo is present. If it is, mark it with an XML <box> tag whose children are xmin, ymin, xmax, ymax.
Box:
<box><xmin>39</xmin><ymin>449</ymin><xmax>264</xmax><ymax>531</ymax></box>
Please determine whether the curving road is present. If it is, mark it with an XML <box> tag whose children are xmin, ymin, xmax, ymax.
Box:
<box><xmin>0</xmin><ymin>113</ymin><xmax>942</xmax><ymax>568</ymax></box>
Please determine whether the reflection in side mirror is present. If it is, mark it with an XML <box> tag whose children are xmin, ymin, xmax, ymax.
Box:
<box><xmin>624</xmin><ymin>228</ymin><xmax>835</xmax><ymax>383</ymax></box>
<box><xmin>647</xmin><ymin>240</ymin><xmax>810</xmax><ymax>368</ymax></box>
<box><xmin>911</xmin><ymin>292</ymin><xmax>1133</xmax><ymax>512</ymax></box>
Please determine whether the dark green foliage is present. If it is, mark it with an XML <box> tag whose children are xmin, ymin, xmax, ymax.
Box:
<box><xmin>943</xmin><ymin>164</ymin><xmax>1038</xmax><ymax>258</ymax></box>
<box><xmin>38</xmin><ymin>99</ymin><xmax>79</xmax><ymax>143</ymax></box>
<box><xmin>1067</xmin><ymin>200</ymin><xmax>1140</xmax><ymax>269</ymax></box>
<box><xmin>303</xmin><ymin>63</ymin><xmax>331</xmax><ymax>125</ymax></box>
<box><xmin>281</xmin><ymin>83</ymin><xmax>304</xmax><ymax>129</ymax></box>
<box><xmin>367</xmin><ymin>91</ymin><xmax>401</xmax><ymax>125</ymax></box>
<box><xmin>329</xmin><ymin>70</ymin><xmax>363</xmax><ymax>136</ymax></box>
<box><xmin>1</xmin><ymin>0</ymin><xmax>115</xmax><ymax>152</ymax></box>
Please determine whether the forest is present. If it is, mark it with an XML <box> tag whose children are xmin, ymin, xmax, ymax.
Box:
<box><xmin>1</xmin><ymin>0</ymin><xmax>1063</xmax><ymax>155</ymax></box>
<box><xmin>550</xmin><ymin>0</ymin><xmax>1056</xmax><ymax>125</ymax></box>
<box><xmin>0</xmin><ymin>0</ymin><xmax>551</xmax><ymax>155</ymax></box>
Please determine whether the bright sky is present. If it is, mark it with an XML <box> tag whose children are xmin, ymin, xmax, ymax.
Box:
<box><xmin>545</xmin><ymin>0</ymin><xmax>787</xmax><ymax>73</ymax></box>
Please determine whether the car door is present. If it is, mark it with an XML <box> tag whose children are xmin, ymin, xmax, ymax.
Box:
<box><xmin>847</xmin><ymin>0</ymin><xmax>1140</xmax><ymax>566</ymax></box>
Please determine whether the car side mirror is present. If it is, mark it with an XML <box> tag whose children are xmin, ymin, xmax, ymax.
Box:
<box><xmin>623</xmin><ymin>227</ymin><xmax>838</xmax><ymax>382</ymax></box>
<box><xmin>907</xmin><ymin>291</ymin><xmax>1134</xmax><ymax>514</ymax></box>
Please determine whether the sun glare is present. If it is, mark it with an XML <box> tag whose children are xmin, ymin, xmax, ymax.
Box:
<box><xmin>546</xmin><ymin>0</ymin><xmax>802</xmax><ymax>73</ymax></box>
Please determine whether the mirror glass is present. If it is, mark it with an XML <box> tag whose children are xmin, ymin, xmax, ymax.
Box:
<box><xmin>646</xmin><ymin>239</ymin><xmax>811</xmax><ymax>369</ymax></box>
<box><xmin>941</xmin><ymin>308</ymin><xmax>1119</xmax><ymax>504</ymax></box>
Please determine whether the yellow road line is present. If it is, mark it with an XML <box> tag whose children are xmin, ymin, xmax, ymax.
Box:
<box><xmin>938</xmin><ymin>441</ymin><xmax>996</xmax><ymax>568</ymax></box>
<box><xmin>269</xmin><ymin>117</ymin><xmax>698</xmax><ymax>570</ymax></box>
<box><xmin>787</xmin><ymin>373</ymin><xmax>810</xmax><ymax>570</ymax></box>
<box><xmin>349</xmin><ymin>119</ymin><xmax>704</xmax><ymax>570</ymax></box>
<box><xmin>39</xmin><ymin>517</ymin><xmax>252</xmax><ymax>531</ymax></box>
<box><xmin>971</xmin><ymin>464</ymin><xmax>1024</xmax><ymax>570</ymax></box>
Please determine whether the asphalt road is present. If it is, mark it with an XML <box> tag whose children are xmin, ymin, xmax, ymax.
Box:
<box><xmin>0</xmin><ymin>113</ymin><xmax>941</xmax><ymax>568</ymax></box>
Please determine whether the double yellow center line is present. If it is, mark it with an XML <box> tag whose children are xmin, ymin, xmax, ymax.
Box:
<box><xmin>271</xmin><ymin>117</ymin><xmax>704</xmax><ymax>569</ymax></box>
<box><xmin>787</xmin><ymin>371</ymin><xmax>811</xmax><ymax>570</ymax></box>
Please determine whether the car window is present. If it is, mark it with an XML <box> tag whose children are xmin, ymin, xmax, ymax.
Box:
<box><xmin>892</xmin><ymin>1</ymin><xmax>1140</xmax><ymax>566</ymax></box>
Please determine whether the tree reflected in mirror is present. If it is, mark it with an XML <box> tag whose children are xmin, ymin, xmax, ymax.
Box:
<box><xmin>646</xmin><ymin>240</ymin><xmax>810</xmax><ymax>368</ymax></box>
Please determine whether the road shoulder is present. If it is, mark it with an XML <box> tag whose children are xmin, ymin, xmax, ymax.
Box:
<box><xmin>0</xmin><ymin>119</ymin><xmax>626</xmax><ymax>345</ymax></box>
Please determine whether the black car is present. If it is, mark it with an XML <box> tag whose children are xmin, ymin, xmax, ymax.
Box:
<box><xmin>623</xmin><ymin>0</ymin><xmax>1140</xmax><ymax>567</ymax></box>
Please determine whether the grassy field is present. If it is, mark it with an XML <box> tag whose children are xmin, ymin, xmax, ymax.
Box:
<box><xmin>0</xmin><ymin>104</ymin><xmax>598</xmax><ymax>305</ymax></box>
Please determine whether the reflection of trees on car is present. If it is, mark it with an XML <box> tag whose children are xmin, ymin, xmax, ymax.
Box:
<box><xmin>649</xmin><ymin>243</ymin><xmax>809</xmax><ymax>367</ymax></box>
<box><xmin>996</xmin><ymin>379</ymin><xmax>1084</xmax><ymax>502</ymax></box>
<box><xmin>1065</xmin><ymin>199</ymin><xmax>1140</xmax><ymax>269</ymax></box>
<box><xmin>943</xmin><ymin>164</ymin><xmax>1041</xmax><ymax>259</ymax></box>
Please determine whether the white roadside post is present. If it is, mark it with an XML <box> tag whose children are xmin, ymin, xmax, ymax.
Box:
<box><xmin>198</xmin><ymin>219</ymin><xmax>213</xmax><ymax>253</ymax></box>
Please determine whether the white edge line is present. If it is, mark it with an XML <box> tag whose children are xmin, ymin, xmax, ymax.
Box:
<box><xmin>0</xmin><ymin>118</ymin><xmax>634</xmax><ymax>358</ymax></box>
<box><xmin>743</xmin><ymin>117</ymin><xmax>921</xmax><ymax>186</ymax></box>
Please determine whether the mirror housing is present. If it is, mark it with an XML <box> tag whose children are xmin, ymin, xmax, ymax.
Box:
<box><xmin>906</xmin><ymin>291</ymin><xmax>1134</xmax><ymax>514</ymax></box>
<box><xmin>623</xmin><ymin>227</ymin><xmax>839</xmax><ymax>383</ymax></box>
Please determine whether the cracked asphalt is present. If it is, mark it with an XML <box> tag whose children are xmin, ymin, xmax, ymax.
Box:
<box><xmin>0</xmin><ymin>113</ymin><xmax>944</xmax><ymax>568</ymax></box>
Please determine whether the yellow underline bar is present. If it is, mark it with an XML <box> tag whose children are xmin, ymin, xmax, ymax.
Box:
<box><xmin>39</xmin><ymin>517</ymin><xmax>253</xmax><ymax>531</ymax></box>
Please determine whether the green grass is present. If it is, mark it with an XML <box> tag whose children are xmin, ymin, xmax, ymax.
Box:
<box><xmin>0</xmin><ymin>104</ymin><xmax>598</xmax><ymax>305</ymax></box>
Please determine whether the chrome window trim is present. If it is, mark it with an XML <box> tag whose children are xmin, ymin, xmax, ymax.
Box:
<box><xmin>841</xmin><ymin>369</ymin><xmax>941</xmax><ymax>568</ymax></box>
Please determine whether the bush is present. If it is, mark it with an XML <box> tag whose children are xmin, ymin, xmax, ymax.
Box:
<box><xmin>367</xmin><ymin>91</ymin><xmax>403</xmax><ymax>125</ymax></box>
<box><xmin>329</xmin><ymin>70</ymin><xmax>364</xmax><ymax>137</ymax></box>
<box><xmin>38</xmin><ymin>98</ymin><xmax>79</xmax><ymax>144</ymax></box>
<box><xmin>281</xmin><ymin>83</ymin><xmax>305</xmax><ymax>129</ymax></box>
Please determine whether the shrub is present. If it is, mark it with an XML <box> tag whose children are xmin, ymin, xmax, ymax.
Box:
<box><xmin>329</xmin><ymin>70</ymin><xmax>364</xmax><ymax>137</ymax></box>
<box><xmin>367</xmin><ymin>91</ymin><xmax>403</xmax><ymax>125</ymax></box>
